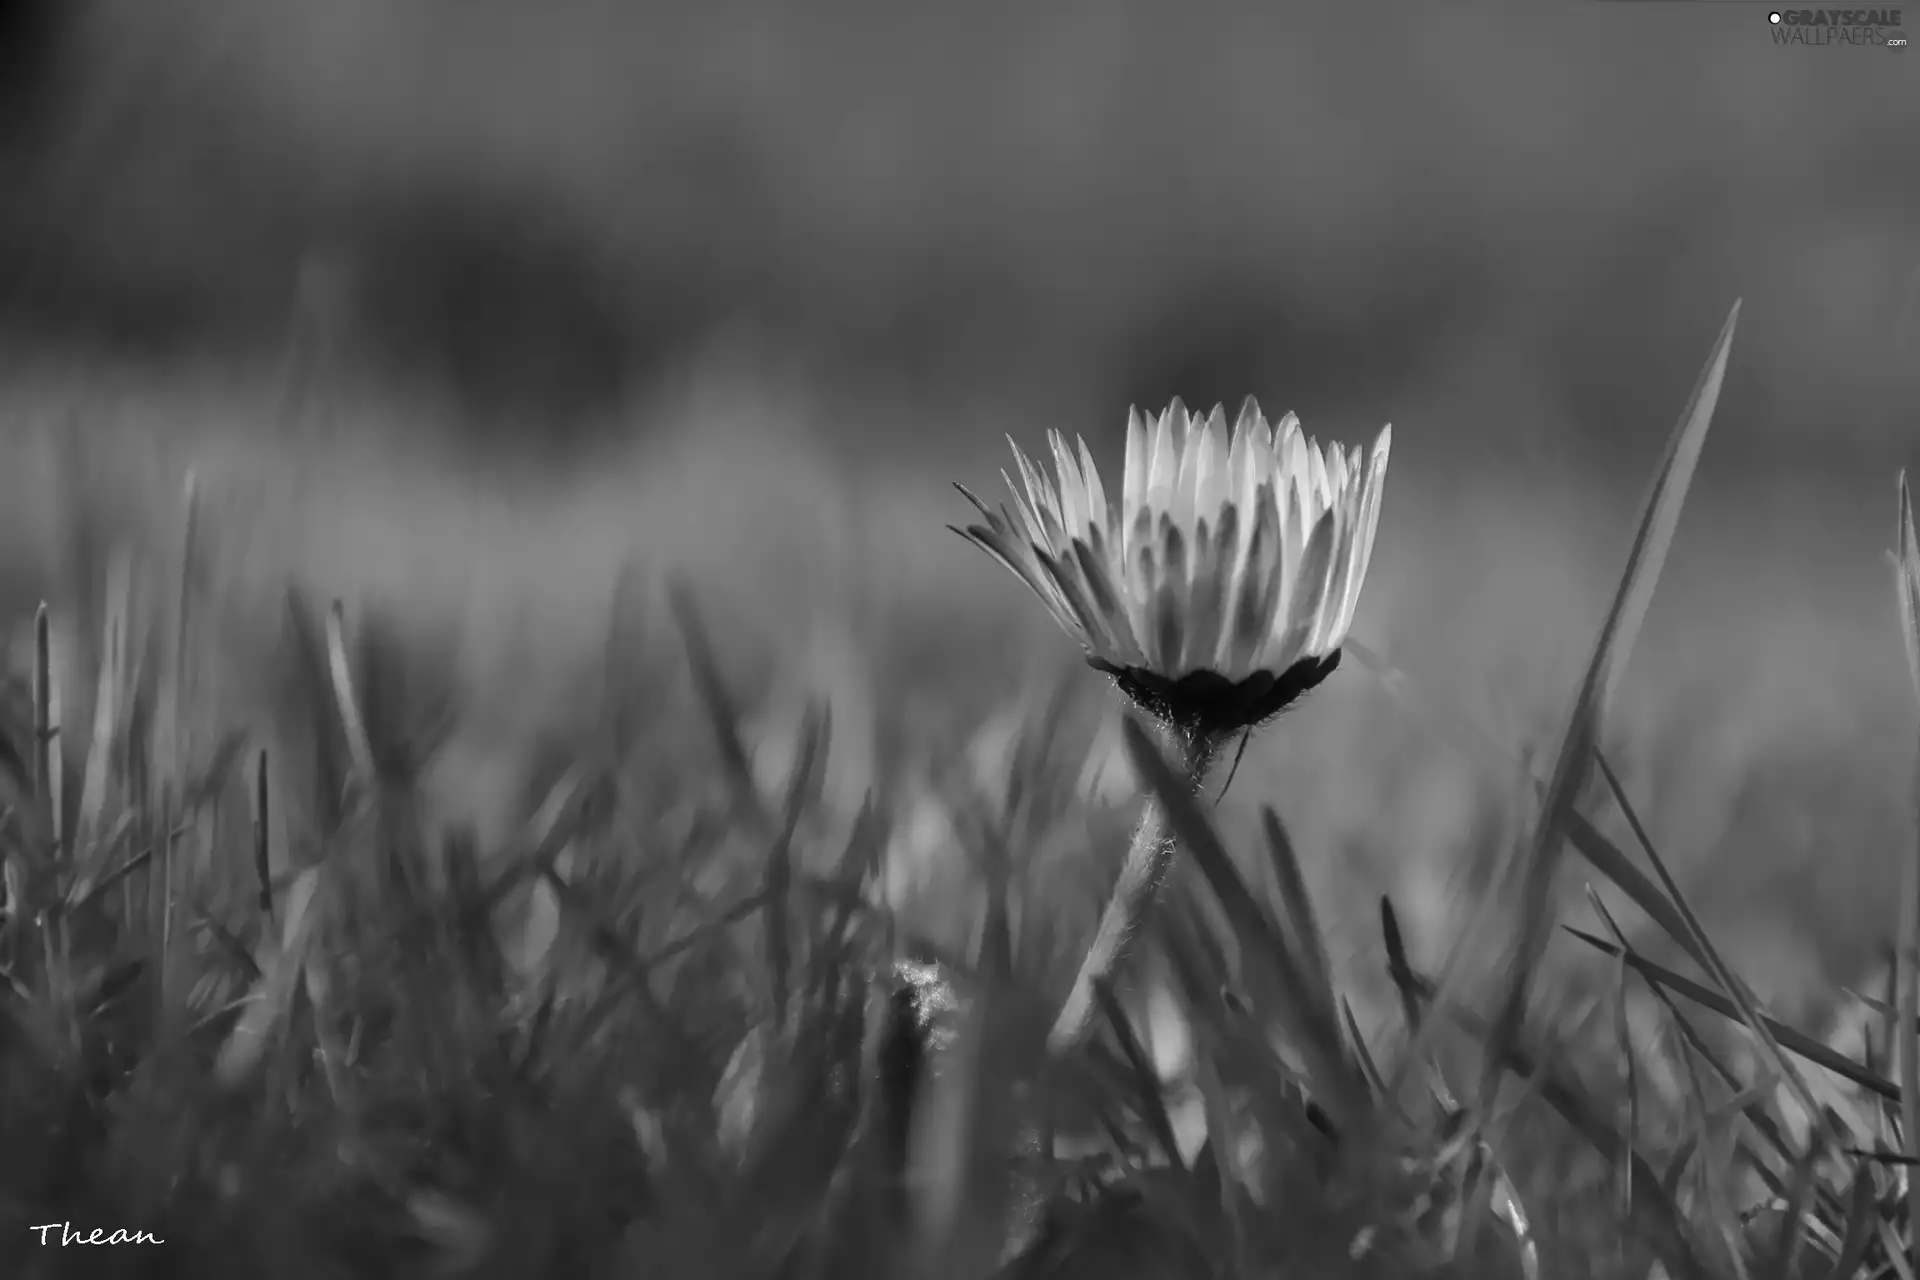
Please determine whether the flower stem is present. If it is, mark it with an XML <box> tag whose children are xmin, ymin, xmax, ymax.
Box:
<box><xmin>1046</xmin><ymin>723</ymin><xmax>1218</xmax><ymax>1056</ymax></box>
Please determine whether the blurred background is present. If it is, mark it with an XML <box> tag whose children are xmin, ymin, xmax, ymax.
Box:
<box><xmin>0</xmin><ymin>0</ymin><xmax>1916</xmax><ymax>1018</ymax></box>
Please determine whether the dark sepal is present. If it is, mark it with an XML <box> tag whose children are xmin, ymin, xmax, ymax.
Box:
<box><xmin>1086</xmin><ymin>649</ymin><xmax>1343</xmax><ymax>740</ymax></box>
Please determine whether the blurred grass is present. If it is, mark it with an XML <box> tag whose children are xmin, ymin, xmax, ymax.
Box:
<box><xmin>0</xmin><ymin>304</ymin><xmax>1915</xmax><ymax>1275</ymax></box>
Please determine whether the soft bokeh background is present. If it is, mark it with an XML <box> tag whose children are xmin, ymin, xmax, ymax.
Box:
<box><xmin>1</xmin><ymin>2</ymin><xmax>1916</xmax><ymax>1025</ymax></box>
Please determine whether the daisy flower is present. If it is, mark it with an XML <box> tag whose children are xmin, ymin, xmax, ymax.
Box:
<box><xmin>954</xmin><ymin>396</ymin><xmax>1390</xmax><ymax>739</ymax></box>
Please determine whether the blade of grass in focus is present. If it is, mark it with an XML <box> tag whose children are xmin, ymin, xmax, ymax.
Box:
<box><xmin>1487</xmin><ymin>300</ymin><xmax>1740</xmax><ymax>1084</ymax></box>
<box><xmin>1895</xmin><ymin>471</ymin><xmax>1920</xmax><ymax>1275</ymax></box>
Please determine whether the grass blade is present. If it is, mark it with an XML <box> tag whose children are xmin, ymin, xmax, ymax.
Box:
<box><xmin>1258</xmin><ymin>807</ymin><xmax>1341</xmax><ymax>1052</ymax></box>
<box><xmin>1896</xmin><ymin>470</ymin><xmax>1920</xmax><ymax>1275</ymax></box>
<box><xmin>1821</xmin><ymin>1164</ymin><xmax>1880</xmax><ymax>1280</ymax></box>
<box><xmin>324</xmin><ymin>600</ymin><xmax>376</xmax><ymax>792</ymax></box>
<box><xmin>1341</xmin><ymin>996</ymin><xmax>1388</xmax><ymax>1101</ymax></box>
<box><xmin>1587</xmin><ymin>885</ymin><xmax>1639</xmax><ymax>1255</ymax></box>
<box><xmin>1091</xmin><ymin>978</ymin><xmax>1187</xmax><ymax>1174</ymax></box>
<box><xmin>1564</xmin><ymin>928</ymin><xmax>1898</xmax><ymax>1102</ymax></box>
<box><xmin>76</xmin><ymin>547</ymin><xmax>134</xmax><ymax>847</ymax></box>
<box><xmin>767</xmin><ymin>701</ymin><xmax>827</xmax><ymax>1028</ymax></box>
<box><xmin>171</xmin><ymin>470</ymin><xmax>199</xmax><ymax>794</ymax></box>
<box><xmin>1898</xmin><ymin>473</ymin><xmax>1920</xmax><ymax>705</ymax></box>
<box><xmin>252</xmin><ymin>749</ymin><xmax>273</xmax><ymax>916</ymax></box>
<box><xmin>1379</xmin><ymin>894</ymin><xmax>1423</xmax><ymax>1035</ymax></box>
<box><xmin>31</xmin><ymin>603</ymin><xmax>52</xmax><ymax>827</ymax></box>
<box><xmin>668</xmin><ymin>577</ymin><xmax>773</xmax><ymax>837</ymax></box>
<box><xmin>1489</xmin><ymin>300</ymin><xmax>1740</xmax><ymax>1066</ymax></box>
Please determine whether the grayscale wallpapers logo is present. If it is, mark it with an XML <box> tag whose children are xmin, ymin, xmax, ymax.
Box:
<box><xmin>1768</xmin><ymin>9</ymin><xmax>1907</xmax><ymax>46</ymax></box>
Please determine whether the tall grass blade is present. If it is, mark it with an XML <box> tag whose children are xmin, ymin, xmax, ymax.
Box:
<box><xmin>1587</xmin><ymin>885</ymin><xmax>1639</xmax><ymax>1253</ymax></box>
<box><xmin>668</xmin><ymin>578</ymin><xmax>771</xmax><ymax>836</ymax></box>
<box><xmin>52</xmin><ymin>422</ymin><xmax>99</xmax><ymax>852</ymax></box>
<box><xmin>1489</xmin><ymin>300</ymin><xmax>1740</xmax><ymax>1069</ymax></box>
<box><xmin>150</xmin><ymin>473</ymin><xmax>199</xmax><ymax>974</ymax></box>
<box><xmin>1259</xmin><ymin>807</ymin><xmax>1341</xmax><ymax>1052</ymax></box>
<box><xmin>29</xmin><ymin>603</ymin><xmax>59</xmax><ymax>1002</ymax></box>
<box><xmin>324</xmin><ymin>600</ymin><xmax>377</xmax><ymax>793</ymax></box>
<box><xmin>277</xmin><ymin>587</ymin><xmax>344</xmax><ymax>832</ymax></box>
<box><xmin>1380</xmin><ymin>894</ymin><xmax>1423</xmax><ymax>1034</ymax></box>
<box><xmin>1342</xmin><ymin>997</ymin><xmax>1388</xmax><ymax>1100</ymax></box>
<box><xmin>767</xmin><ymin>701</ymin><xmax>827</xmax><ymax>1028</ymax></box>
<box><xmin>171</xmin><ymin>470</ymin><xmax>199</xmax><ymax>792</ymax></box>
<box><xmin>31</xmin><ymin>603</ymin><xmax>51</xmax><ymax>827</ymax></box>
<box><xmin>152</xmin><ymin>792</ymin><xmax>176</xmax><ymax>1023</ymax></box>
<box><xmin>77</xmin><ymin>547</ymin><xmax>133</xmax><ymax>848</ymax></box>
<box><xmin>1896</xmin><ymin>470</ymin><xmax>1920</xmax><ymax>1275</ymax></box>
<box><xmin>1898</xmin><ymin>473</ymin><xmax>1920</xmax><ymax>705</ymax></box>
<box><xmin>253</xmin><ymin>749</ymin><xmax>273</xmax><ymax>916</ymax></box>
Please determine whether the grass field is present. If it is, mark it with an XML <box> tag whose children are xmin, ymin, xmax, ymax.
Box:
<box><xmin>0</xmin><ymin>306</ymin><xmax>1917</xmax><ymax>1280</ymax></box>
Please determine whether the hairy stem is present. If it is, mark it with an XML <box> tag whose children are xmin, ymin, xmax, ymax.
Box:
<box><xmin>1046</xmin><ymin>723</ymin><xmax>1218</xmax><ymax>1056</ymax></box>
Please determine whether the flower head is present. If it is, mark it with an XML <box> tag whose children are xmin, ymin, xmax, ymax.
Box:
<box><xmin>954</xmin><ymin>397</ymin><xmax>1390</xmax><ymax>738</ymax></box>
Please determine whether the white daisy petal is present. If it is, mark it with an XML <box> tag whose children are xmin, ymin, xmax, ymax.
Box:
<box><xmin>1264</xmin><ymin>505</ymin><xmax>1337</xmax><ymax>672</ymax></box>
<box><xmin>1171</xmin><ymin>415</ymin><xmax>1202</xmax><ymax>535</ymax></box>
<box><xmin>1121</xmin><ymin>410</ymin><xmax>1144</xmax><ymax>552</ymax></box>
<box><xmin>1151</xmin><ymin>515</ymin><xmax>1190</xmax><ymax>671</ymax></box>
<box><xmin>1278</xmin><ymin>475</ymin><xmax>1305</xmax><ymax>608</ymax></box>
<box><xmin>1148</xmin><ymin>405</ymin><xmax>1183</xmax><ymax>515</ymax></box>
<box><xmin>1035</xmin><ymin>545</ymin><xmax>1115</xmax><ymax>656</ymax></box>
<box><xmin>1076</xmin><ymin>436</ymin><xmax>1110</xmax><ymax>542</ymax></box>
<box><xmin>1326</xmin><ymin>439</ymin><xmax>1349</xmax><ymax>498</ymax></box>
<box><xmin>1048</xmin><ymin>430</ymin><xmax>1086</xmax><ymax>536</ymax></box>
<box><xmin>1002</xmin><ymin>467</ymin><xmax>1048</xmax><ymax>551</ymax></box>
<box><xmin>1335</xmin><ymin>425</ymin><xmax>1392</xmax><ymax>638</ymax></box>
<box><xmin>1070</xmin><ymin>537</ymin><xmax>1143</xmax><ymax>666</ymax></box>
<box><xmin>1250</xmin><ymin>410</ymin><xmax>1276</xmax><ymax>492</ymax></box>
<box><xmin>1012</xmin><ymin>444</ymin><xmax>1067</xmax><ymax>547</ymax></box>
<box><xmin>1226</xmin><ymin>403</ymin><xmax>1254</xmax><ymax>511</ymax></box>
<box><xmin>1232</xmin><ymin>396</ymin><xmax>1264</xmax><ymax>440</ymax></box>
<box><xmin>1223</xmin><ymin>486</ymin><xmax>1285</xmax><ymax>679</ymax></box>
<box><xmin>1195</xmin><ymin>405</ymin><xmax>1230</xmax><ymax>528</ymax></box>
<box><xmin>1124</xmin><ymin>511</ymin><xmax>1161</xmax><ymax>656</ymax></box>
<box><xmin>1184</xmin><ymin>504</ymin><xmax>1233</xmax><ymax>672</ymax></box>
<box><xmin>1307</xmin><ymin>438</ymin><xmax>1331</xmax><ymax>513</ymax></box>
<box><xmin>1306</xmin><ymin>500</ymin><xmax>1351</xmax><ymax>654</ymax></box>
<box><xmin>1318</xmin><ymin>491</ymin><xmax>1364</xmax><ymax>649</ymax></box>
